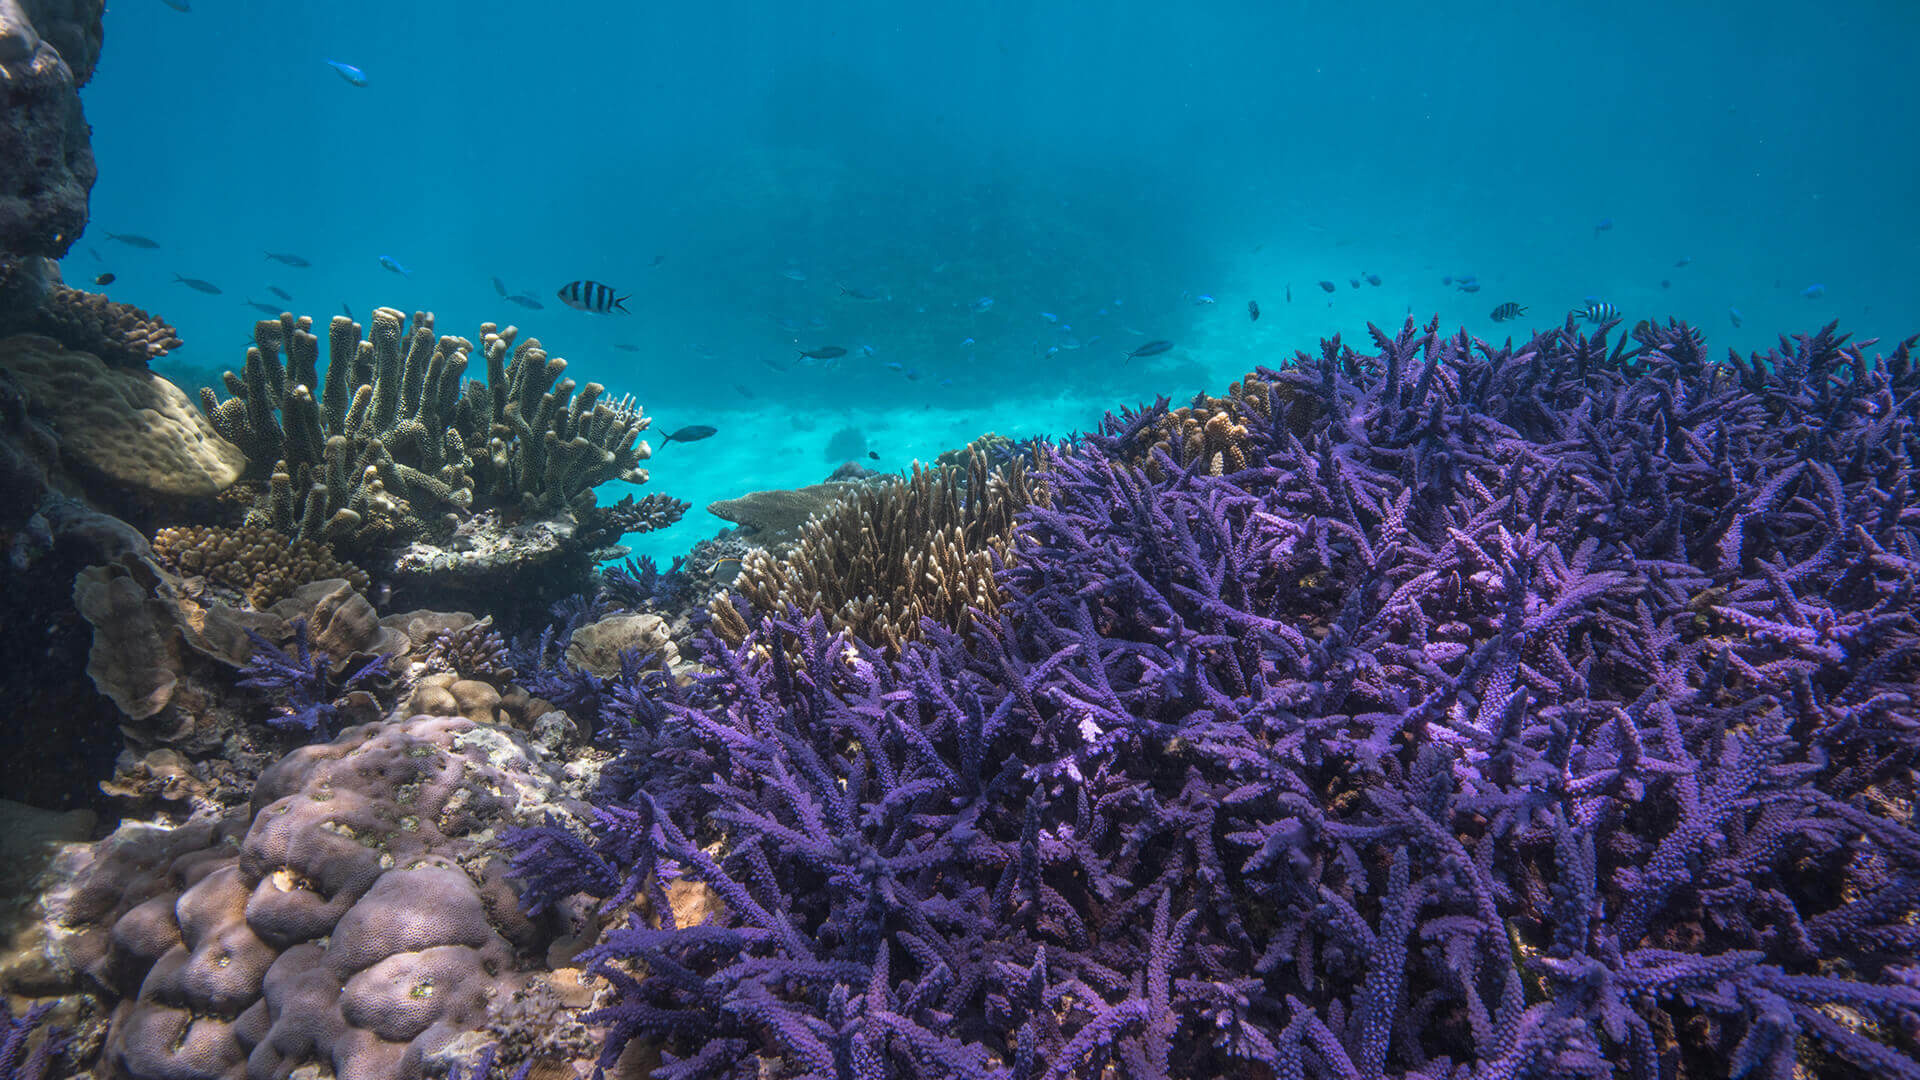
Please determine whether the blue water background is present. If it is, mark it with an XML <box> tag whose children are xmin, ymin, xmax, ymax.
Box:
<box><xmin>73</xmin><ymin>1</ymin><xmax>1920</xmax><ymax>563</ymax></box>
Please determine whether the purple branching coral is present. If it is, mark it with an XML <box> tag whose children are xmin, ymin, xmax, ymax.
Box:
<box><xmin>513</xmin><ymin>318</ymin><xmax>1920</xmax><ymax>1079</ymax></box>
<box><xmin>237</xmin><ymin>618</ymin><xmax>391</xmax><ymax>739</ymax></box>
<box><xmin>0</xmin><ymin>1000</ymin><xmax>68</xmax><ymax>1080</ymax></box>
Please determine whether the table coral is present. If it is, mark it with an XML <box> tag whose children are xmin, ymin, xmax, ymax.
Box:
<box><xmin>513</xmin><ymin>318</ymin><xmax>1920</xmax><ymax>1079</ymax></box>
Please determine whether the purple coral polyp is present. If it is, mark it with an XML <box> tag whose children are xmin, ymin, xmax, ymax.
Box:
<box><xmin>512</xmin><ymin>317</ymin><xmax>1920</xmax><ymax>1079</ymax></box>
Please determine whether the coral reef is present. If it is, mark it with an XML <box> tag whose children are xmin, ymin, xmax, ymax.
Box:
<box><xmin>512</xmin><ymin>319</ymin><xmax>1920</xmax><ymax>1078</ymax></box>
<box><xmin>152</xmin><ymin>524</ymin><xmax>370</xmax><ymax>608</ymax></box>
<box><xmin>18</xmin><ymin>715</ymin><xmax>592</xmax><ymax>1080</ymax></box>
<box><xmin>236</xmin><ymin>618</ymin><xmax>392</xmax><ymax>740</ymax></box>
<box><xmin>14</xmin><ymin>282</ymin><xmax>183</xmax><ymax>369</ymax></box>
<box><xmin>711</xmin><ymin>442</ymin><xmax>1047</xmax><ymax>653</ymax></box>
<box><xmin>0</xmin><ymin>0</ymin><xmax>98</xmax><ymax>260</ymax></box>
<box><xmin>705</xmin><ymin>477</ymin><xmax>873</xmax><ymax>548</ymax></box>
<box><xmin>0</xmin><ymin>335</ymin><xmax>244</xmax><ymax>499</ymax></box>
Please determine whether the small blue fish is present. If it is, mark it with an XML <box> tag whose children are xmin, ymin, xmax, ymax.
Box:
<box><xmin>885</xmin><ymin>361</ymin><xmax>904</xmax><ymax>372</ymax></box>
<box><xmin>1593</xmin><ymin>218</ymin><xmax>1613</xmax><ymax>236</ymax></box>
<box><xmin>1193</xmin><ymin>294</ymin><xmax>1216</xmax><ymax>305</ymax></box>
<box><xmin>1674</xmin><ymin>256</ymin><xmax>1693</xmax><ymax>268</ymax></box>
<box><xmin>1040</xmin><ymin>312</ymin><xmax>1057</xmax><ymax>322</ymax></box>
<box><xmin>379</xmin><ymin>255</ymin><xmax>409</xmax><ymax>276</ymax></box>
<box><xmin>1800</xmin><ymin>283</ymin><xmax>1826</xmax><ymax>299</ymax></box>
<box><xmin>325</xmin><ymin>59</ymin><xmax>369</xmax><ymax>87</ymax></box>
<box><xmin>1729</xmin><ymin>307</ymin><xmax>1744</xmax><ymax>329</ymax></box>
<box><xmin>960</xmin><ymin>336</ymin><xmax>975</xmax><ymax>346</ymax></box>
<box><xmin>160</xmin><ymin>0</ymin><xmax>190</xmax><ymax>11</ymax></box>
<box><xmin>971</xmin><ymin>296</ymin><xmax>994</xmax><ymax>312</ymax></box>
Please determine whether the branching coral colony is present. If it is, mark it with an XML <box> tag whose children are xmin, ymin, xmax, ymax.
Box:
<box><xmin>199</xmin><ymin>308</ymin><xmax>668</xmax><ymax>557</ymax></box>
<box><xmin>511</xmin><ymin>318</ymin><xmax>1920</xmax><ymax>1080</ymax></box>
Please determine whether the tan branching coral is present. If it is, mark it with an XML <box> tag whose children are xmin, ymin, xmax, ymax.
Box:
<box><xmin>198</xmin><ymin>309</ymin><xmax>656</xmax><ymax>557</ymax></box>
<box><xmin>25</xmin><ymin>283</ymin><xmax>182</xmax><ymax>368</ymax></box>
<box><xmin>151</xmin><ymin>524</ymin><xmax>369</xmax><ymax>608</ymax></box>
<box><xmin>710</xmin><ymin>445</ymin><xmax>1047</xmax><ymax>654</ymax></box>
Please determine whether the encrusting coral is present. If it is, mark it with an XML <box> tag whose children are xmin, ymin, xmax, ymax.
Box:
<box><xmin>152</xmin><ymin>523</ymin><xmax>369</xmax><ymax>608</ymax></box>
<box><xmin>198</xmin><ymin>308</ymin><xmax>659</xmax><ymax>557</ymax></box>
<box><xmin>710</xmin><ymin>441</ymin><xmax>1047</xmax><ymax>654</ymax></box>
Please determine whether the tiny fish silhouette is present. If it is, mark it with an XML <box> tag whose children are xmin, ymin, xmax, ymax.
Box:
<box><xmin>1364</xmin><ymin>273</ymin><xmax>1382</xmax><ymax>286</ymax></box>
<box><xmin>839</xmin><ymin>285</ymin><xmax>884</xmax><ymax>300</ymax></box>
<box><xmin>160</xmin><ymin>0</ymin><xmax>190</xmax><ymax>11</ymax></box>
<box><xmin>1286</xmin><ymin>284</ymin><xmax>1291</xmax><ymax>303</ymax></box>
<box><xmin>557</xmin><ymin>279</ymin><xmax>629</xmax><ymax>313</ymax></box>
<box><xmin>325</xmin><ymin>59</ymin><xmax>369</xmax><ymax>87</ymax></box>
<box><xmin>868</xmin><ymin>450</ymin><xmax>879</xmax><ymax>459</ymax></box>
<box><xmin>613</xmin><ymin>344</ymin><xmax>641</xmax><ymax>353</ymax></box>
<box><xmin>505</xmin><ymin>294</ymin><xmax>544</xmax><ymax>310</ymax></box>
<box><xmin>341</xmin><ymin>303</ymin><xmax>353</xmax><ymax>318</ymax></box>
<box><xmin>1593</xmin><ymin>218</ymin><xmax>1613</xmax><ymax>236</ymax></box>
<box><xmin>658</xmin><ymin>424</ymin><xmax>717</xmax><ymax>447</ymax></box>
<box><xmin>92</xmin><ymin>272</ymin><xmax>115</xmax><ymax>286</ymax></box>
<box><xmin>1125</xmin><ymin>340</ymin><xmax>1173</xmax><ymax>362</ymax></box>
<box><xmin>798</xmin><ymin>346</ymin><xmax>847</xmax><ymax>360</ymax></box>
<box><xmin>1800</xmin><ymin>283</ymin><xmax>1826</xmax><ymax>299</ymax></box>
<box><xmin>1457</xmin><ymin>281</ymin><xmax>1482</xmax><ymax>294</ymax></box>
<box><xmin>1729</xmin><ymin>306</ymin><xmax>1743</xmax><ymax>328</ymax></box>
<box><xmin>244</xmin><ymin>299</ymin><xmax>281</xmax><ymax>314</ymax></box>
<box><xmin>1317</xmin><ymin>280</ymin><xmax>1337</xmax><ymax>293</ymax></box>
<box><xmin>173</xmin><ymin>274</ymin><xmax>222</xmax><ymax>294</ymax></box>
<box><xmin>105</xmin><ymin>232</ymin><xmax>160</xmax><ymax>249</ymax></box>
<box><xmin>1348</xmin><ymin>278</ymin><xmax>1361</xmax><ymax>289</ymax></box>
<box><xmin>1247</xmin><ymin>300</ymin><xmax>1260</xmax><ymax>322</ymax></box>
<box><xmin>491</xmin><ymin>276</ymin><xmax>507</xmax><ymax>297</ymax></box>
<box><xmin>265</xmin><ymin>251</ymin><xmax>310</xmax><ymax>267</ymax></box>
<box><xmin>1489</xmin><ymin>302</ymin><xmax>1526</xmax><ymax>323</ymax></box>
<box><xmin>379</xmin><ymin>255</ymin><xmax>410</xmax><ymax>276</ymax></box>
<box><xmin>1674</xmin><ymin>256</ymin><xmax>1693</xmax><ymax>268</ymax></box>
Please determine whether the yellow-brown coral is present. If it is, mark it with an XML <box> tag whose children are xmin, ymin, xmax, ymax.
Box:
<box><xmin>29</xmin><ymin>284</ymin><xmax>183</xmax><ymax>368</ymax></box>
<box><xmin>152</xmin><ymin>524</ymin><xmax>369</xmax><ymax>608</ymax></box>
<box><xmin>710</xmin><ymin>445</ymin><xmax>1046</xmax><ymax>654</ymax></box>
<box><xmin>1125</xmin><ymin>371</ymin><xmax>1315</xmax><ymax>479</ymax></box>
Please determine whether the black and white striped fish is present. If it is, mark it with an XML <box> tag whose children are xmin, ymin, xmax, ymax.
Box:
<box><xmin>1572</xmin><ymin>298</ymin><xmax>1621</xmax><ymax>324</ymax></box>
<box><xmin>1489</xmin><ymin>301</ymin><xmax>1526</xmax><ymax>322</ymax></box>
<box><xmin>556</xmin><ymin>279</ymin><xmax>630</xmax><ymax>314</ymax></box>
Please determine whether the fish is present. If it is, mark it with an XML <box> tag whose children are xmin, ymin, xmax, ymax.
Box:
<box><xmin>1317</xmin><ymin>281</ymin><xmax>1337</xmax><ymax>293</ymax></box>
<box><xmin>658</xmin><ymin>424</ymin><xmax>717</xmax><ymax>447</ymax></box>
<box><xmin>379</xmin><ymin>255</ymin><xmax>410</xmax><ymax>276</ymax></box>
<box><xmin>172</xmin><ymin>274</ymin><xmax>222</xmax><ymax>294</ymax></box>
<box><xmin>1573</xmin><ymin>299</ymin><xmax>1622</xmax><ymax>323</ymax></box>
<box><xmin>265</xmin><ymin>252</ymin><xmax>311</xmax><ymax>267</ymax></box>
<box><xmin>733</xmin><ymin>384</ymin><xmax>755</xmax><ymax>399</ymax></box>
<box><xmin>1729</xmin><ymin>307</ymin><xmax>1744</xmax><ymax>329</ymax></box>
<box><xmin>1489</xmin><ymin>302</ymin><xmax>1527</xmax><ymax>323</ymax></box>
<box><xmin>1800</xmin><ymin>283</ymin><xmax>1826</xmax><ymax>299</ymax></box>
<box><xmin>613</xmin><ymin>344</ymin><xmax>642</xmax><ymax>353</ymax></box>
<box><xmin>1040</xmin><ymin>312</ymin><xmax>1058</xmax><ymax>322</ymax></box>
<box><xmin>104</xmin><ymin>232</ymin><xmax>160</xmax><ymax>249</ymax></box>
<box><xmin>244</xmin><ymin>299</ymin><xmax>282</xmax><ymax>314</ymax></box>
<box><xmin>781</xmin><ymin>268</ymin><xmax>807</xmax><ymax>281</ymax></box>
<box><xmin>325</xmin><ymin>59</ymin><xmax>369</xmax><ymax>87</ymax></box>
<box><xmin>885</xmin><ymin>361</ymin><xmax>904</xmax><ymax>372</ymax></box>
<box><xmin>267</xmin><ymin>285</ymin><xmax>292</xmax><ymax>301</ymax></box>
<box><xmin>1593</xmin><ymin>218</ymin><xmax>1613</xmax><ymax>236</ymax></box>
<box><xmin>798</xmin><ymin>346</ymin><xmax>847</xmax><ymax>360</ymax></box>
<box><xmin>1674</xmin><ymin>256</ymin><xmax>1693</xmax><ymax>268</ymax></box>
<box><xmin>160</xmin><ymin>0</ymin><xmax>189</xmax><ymax>11</ymax></box>
<box><xmin>491</xmin><ymin>276</ymin><xmax>507</xmax><ymax>296</ymax></box>
<box><xmin>1286</xmin><ymin>284</ymin><xmax>1291</xmax><ymax>303</ymax></box>
<box><xmin>1365</xmin><ymin>273</ymin><xmax>1382</xmax><ymax>286</ymax></box>
<box><xmin>504</xmin><ymin>294</ymin><xmax>545</xmax><ymax>310</ymax></box>
<box><xmin>760</xmin><ymin>357</ymin><xmax>790</xmax><ymax>372</ymax></box>
<box><xmin>1441</xmin><ymin>276</ymin><xmax>1453</xmax><ymax>286</ymax></box>
<box><xmin>1125</xmin><ymin>340</ymin><xmax>1174</xmax><ymax>362</ymax></box>
<box><xmin>556</xmin><ymin>280</ymin><xmax>628</xmax><ymax>313</ymax></box>
<box><xmin>92</xmin><ymin>272</ymin><xmax>115</xmax><ymax>286</ymax></box>
<box><xmin>1660</xmin><ymin>279</ymin><xmax>1671</xmax><ymax>290</ymax></box>
<box><xmin>1349</xmin><ymin>278</ymin><xmax>1361</xmax><ymax>289</ymax></box>
<box><xmin>971</xmin><ymin>296</ymin><xmax>994</xmax><ymax>312</ymax></box>
<box><xmin>1247</xmin><ymin>300</ymin><xmax>1260</xmax><ymax>322</ymax></box>
<box><xmin>1192</xmin><ymin>294</ymin><xmax>1216</xmax><ymax>305</ymax></box>
<box><xmin>960</xmin><ymin>337</ymin><xmax>975</xmax><ymax>346</ymax></box>
<box><xmin>1457</xmin><ymin>282</ymin><xmax>1482</xmax><ymax>294</ymax></box>
<box><xmin>839</xmin><ymin>285</ymin><xmax>885</xmax><ymax>300</ymax></box>
<box><xmin>341</xmin><ymin>303</ymin><xmax>352</xmax><ymax>318</ymax></box>
<box><xmin>87</xmin><ymin>247</ymin><xmax>101</xmax><ymax>261</ymax></box>
<box><xmin>649</xmin><ymin>254</ymin><xmax>665</xmax><ymax>267</ymax></box>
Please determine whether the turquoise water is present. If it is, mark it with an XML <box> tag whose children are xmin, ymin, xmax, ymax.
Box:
<box><xmin>75</xmin><ymin>1</ymin><xmax>1920</xmax><ymax>563</ymax></box>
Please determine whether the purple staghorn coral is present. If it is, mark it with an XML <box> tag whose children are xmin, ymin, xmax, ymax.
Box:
<box><xmin>236</xmin><ymin>617</ymin><xmax>390</xmax><ymax>739</ymax></box>
<box><xmin>515</xmin><ymin>317</ymin><xmax>1920</xmax><ymax>1078</ymax></box>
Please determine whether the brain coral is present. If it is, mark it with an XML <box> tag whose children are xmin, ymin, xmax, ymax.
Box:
<box><xmin>54</xmin><ymin>716</ymin><xmax>585</xmax><ymax>1080</ymax></box>
<box><xmin>0</xmin><ymin>334</ymin><xmax>244</xmax><ymax>497</ymax></box>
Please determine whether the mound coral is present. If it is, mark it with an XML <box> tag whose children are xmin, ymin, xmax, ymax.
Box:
<box><xmin>52</xmin><ymin>715</ymin><xmax>588</xmax><ymax>1080</ymax></box>
<box><xmin>198</xmin><ymin>309</ymin><xmax>660</xmax><ymax>558</ymax></box>
<box><xmin>513</xmin><ymin>318</ymin><xmax>1920</xmax><ymax>1079</ymax></box>
<box><xmin>711</xmin><ymin>443</ymin><xmax>1047</xmax><ymax>653</ymax></box>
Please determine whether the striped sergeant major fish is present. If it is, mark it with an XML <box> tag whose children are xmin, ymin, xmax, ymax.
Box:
<box><xmin>557</xmin><ymin>280</ymin><xmax>630</xmax><ymax>314</ymax></box>
<box><xmin>1573</xmin><ymin>298</ymin><xmax>1621</xmax><ymax>324</ymax></box>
